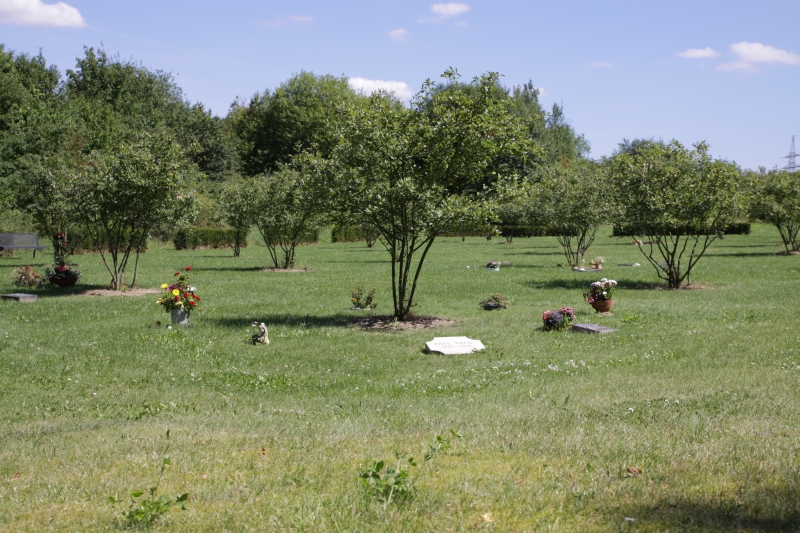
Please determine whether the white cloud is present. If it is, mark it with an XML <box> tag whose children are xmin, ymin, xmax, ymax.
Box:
<box><xmin>0</xmin><ymin>0</ymin><xmax>86</xmax><ymax>28</ymax></box>
<box><xmin>677</xmin><ymin>47</ymin><xmax>720</xmax><ymax>59</ymax></box>
<box><xmin>589</xmin><ymin>61</ymin><xmax>613</xmax><ymax>68</ymax></box>
<box><xmin>388</xmin><ymin>28</ymin><xmax>408</xmax><ymax>43</ymax></box>
<box><xmin>536</xmin><ymin>87</ymin><xmax>549</xmax><ymax>97</ymax></box>
<box><xmin>348</xmin><ymin>77</ymin><xmax>413</xmax><ymax>101</ymax></box>
<box><xmin>718</xmin><ymin>41</ymin><xmax>800</xmax><ymax>72</ymax></box>
<box><xmin>421</xmin><ymin>3</ymin><xmax>470</xmax><ymax>23</ymax></box>
<box><xmin>260</xmin><ymin>14</ymin><xmax>313</xmax><ymax>28</ymax></box>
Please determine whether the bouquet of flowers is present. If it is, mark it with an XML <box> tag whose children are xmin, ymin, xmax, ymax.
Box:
<box><xmin>13</xmin><ymin>266</ymin><xmax>42</xmax><ymax>287</ymax></box>
<box><xmin>157</xmin><ymin>266</ymin><xmax>201</xmax><ymax>315</ymax></box>
<box><xmin>542</xmin><ymin>307</ymin><xmax>575</xmax><ymax>330</ymax></box>
<box><xmin>47</xmin><ymin>233</ymin><xmax>80</xmax><ymax>282</ymax></box>
<box><xmin>584</xmin><ymin>278</ymin><xmax>617</xmax><ymax>303</ymax></box>
<box><xmin>590</xmin><ymin>257</ymin><xmax>605</xmax><ymax>269</ymax></box>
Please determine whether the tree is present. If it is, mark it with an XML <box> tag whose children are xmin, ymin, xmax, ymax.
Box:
<box><xmin>537</xmin><ymin>161</ymin><xmax>613</xmax><ymax>266</ymax></box>
<box><xmin>250</xmin><ymin>162</ymin><xmax>326</xmax><ymax>269</ymax></box>
<box><xmin>609</xmin><ymin>140</ymin><xmax>744</xmax><ymax>288</ymax></box>
<box><xmin>748</xmin><ymin>169</ymin><xmax>800</xmax><ymax>253</ymax></box>
<box><xmin>69</xmin><ymin>132</ymin><xmax>195</xmax><ymax>289</ymax></box>
<box><xmin>216</xmin><ymin>178</ymin><xmax>254</xmax><ymax>257</ymax></box>
<box><xmin>228</xmin><ymin>72</ymin><xmax>360</xmax><ymax>176</ymax></box>
<box><xmin>331</xmin><ymin>70</ymin><xmax>529</xmax><ymax>320</ymax></box>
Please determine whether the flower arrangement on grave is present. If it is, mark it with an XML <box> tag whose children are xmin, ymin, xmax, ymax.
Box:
<box><xmin>13</xmin><ymin>266</ymin><xmax>42</xmax><ymax>287</ymax></box>
<box><xmin>351</xmin><ymin>285</ymin><xmax>378</xmax><ymax>310</ymax></box>
<box><xmin>46</xmin><ymin>233</ymin><xmax>80</xmax><ymax>283</ymax></box>
<box><xmin>156</xmin><ymin>267</ymin><xmax>201</xmax><ymax>315</ymax></box>
<box><xmin>479</xmin><ymin>293</ymin><xmax>509</xmax><ymax>309</ymax></box>
<box><xmin>583</xmin><ymin>278</ymin><xmax>617</xmax><ymax>303</ymax></box>
<box><xmin>486</xmin><ymin>261</ymin><xmax>501</xmax><ymax>270</ymax></box>
<box><xmin>590</xmin><ymin>257</ymin><xmax>605</xmax><ymax>269</ymax></box>
<box><xmin>542</xmin><ymin>307</ymin><xmax>575</xmax><ymax>330</ymax></box>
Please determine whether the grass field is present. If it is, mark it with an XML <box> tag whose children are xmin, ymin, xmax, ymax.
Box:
<box><xmin>1</xmin><ymin>224</ymin><xmax>799</xmax><ymax>532</ymax></box>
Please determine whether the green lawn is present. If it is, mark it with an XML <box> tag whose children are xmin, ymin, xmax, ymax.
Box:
<box><xmin>1</xmin><ymin>225</ymin><xmax>799</xmax><ymax>532</ymax></box>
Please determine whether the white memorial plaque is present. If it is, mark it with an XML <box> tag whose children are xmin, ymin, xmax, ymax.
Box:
<box><xmin>425</xmin><ymin>336</ymin><xmax>485</xmax><ymax>355</ymax></box>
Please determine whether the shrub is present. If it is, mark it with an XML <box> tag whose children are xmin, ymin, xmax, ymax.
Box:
<box><xmin>173</xmin><ymin>227</ymin><xmax>248</xmax><ymax>250</ymax></box>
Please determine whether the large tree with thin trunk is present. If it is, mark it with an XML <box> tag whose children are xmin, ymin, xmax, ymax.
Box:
<box><xmin>331</xmin><ymin>70</ymin><xmax>529</xmax><ymax>320</ymax></box>
<box><xmin>70</xmin><ymin>132</ymin><xmax>195</xmax><ymax>289</ymax></box>
<box><xmin>537</xmin><ymin>161</ymin><xmax>613</xmax><ymax>266</ymax></box>
<box><xmin>748</xmin><ymin>169</ymin><xmax>800</xmax><ymax>253</ymax></box>
<box><xmin>609</xmin><ymin>140</ymin><xmax>744</xmax><ymax>288</ymax></box>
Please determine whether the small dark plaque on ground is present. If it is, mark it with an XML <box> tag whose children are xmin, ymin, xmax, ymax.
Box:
<box><xmin>2</xmin><ymin>293</ymin><xmax>38</xmax><ymax>302</ymax></box>
<box><xmin>572</xmin><ymin>323</ymin><xmax>615</xmax><ymax>334</ymax></box>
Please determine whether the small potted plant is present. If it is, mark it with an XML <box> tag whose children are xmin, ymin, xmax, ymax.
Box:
<box><xmin>480</xmin><ymin>293</ymin><xmax>509</xmax><ymax>310</ymax></box>
<box><xmin>156</xmin><ymin>266</ymin><xmax>201</xmax><ymax>325</ymax></box>
<box><xmin>46</xmin><ymin>233</ymin><xmax>80</xmax><ymax>287</ymax></box>
<box><xmin>590</xmin><ymin>257</ymin><xmax>605</xmax><ymax>270</ymax></box>
<box><xmin>542</xmin><ymin>307</ymin><xmax>575</xmax><ymax>331</ymax></box>
<box><xmin>584</xmin><ymin>278</ymin><xmax>617</xmax><ymax>313</ymax></box>
<box><xmin>351</xmin><ymin>285</ymin><xmax>378</xmax><ymax>310</ymax></box>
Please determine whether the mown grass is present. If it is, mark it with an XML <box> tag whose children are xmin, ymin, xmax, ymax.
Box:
<box><xmin>1</xmin><ymin>224</ymin><xmax>798</xmax><ymax>532</ymax></box>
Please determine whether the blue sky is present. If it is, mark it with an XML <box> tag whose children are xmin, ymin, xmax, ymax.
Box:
<box><xmin>1</xmin><ymin>0</ymin><xmax>799</xmax><ymax>168</ymax></box>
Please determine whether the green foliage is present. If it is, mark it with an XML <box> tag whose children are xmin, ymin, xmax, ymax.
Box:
<box><xmin>108</xmin><ymin>430</ymin><xmax>188</xmax><ymax>528</ymax></box>
<box><xmin>748</xmin><ymin>169</ymin><xmax>800</xmax><ymax>252</ymax></box>
<box><xmin>251</xmin><ymin>162</ymin><xmax>326</xmax><ymax>269</ymax></box>
<box><xmin>173</xmin><ymin>227</ymin><xmax>248</xmax><ymax>251</ymax></box>
<box><xmin>228</xmin><ymin>71</ymin><xmax>360</xmax><ymax>176</ymax></box>
<box><xmin>350</xmin><ymin>285</ymin><xmax>377</xmax><ymax>309</ymax></box>
<box><xmin>69</xmin><ymin>132</ymin><xmax>196</xmax><ymax>289</ymax></box>
<box><xmin>609</xmin><ymin>140</ymin><xmax>745</xmax><ymax>287</ymax></box>
<box><xmin>535</xmin><ymin>161</ymin><xmax>614</xmax><ymax>266</ymax></box>
<box><xmin>612</xmin><ymin>222</ymin><xmax>751</xmax><ymax>237</ymax></box>
<box><xmin>332</xmin><ymin>69</ymin><xmax>530</xmax><ymax>319</ymax></box>
<box><xmin>359</xmin><ymin>455</ymin><xmax>416</xmax><ymax>506</ymax></box>
<box><xmin>360</xmin><ymin>431</ymin><xmax>462</xmax><ymax>506</ymax></box>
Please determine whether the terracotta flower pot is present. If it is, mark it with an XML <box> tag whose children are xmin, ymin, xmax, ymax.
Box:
<box><xmin>590</xmin><ymin>299</ymin><xmax>614</xmax><ymax>313</ymax></box>
<box><xmin>49</xmin><ymin>276</ymin><xmax>78</xmax><ymax>287</ymax></box>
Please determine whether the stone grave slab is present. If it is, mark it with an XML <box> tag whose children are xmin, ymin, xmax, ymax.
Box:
<box><xmin>426</xmin><ymin>336</ymin><xmax>485</xmax><ymax>355</ymax></box>
<box><xmin>572</xmin><ymin>323</ymin><xmax>615</xmax><ymax>334</ymax></box>
<box><xmin>1</xmin><ymin>293</ymin><xmax>38</xmax><ymax>302</ymax></box>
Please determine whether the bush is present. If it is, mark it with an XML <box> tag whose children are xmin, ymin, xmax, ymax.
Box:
<box><xmin>331</xmin><ymin>225</ymin><xmax>367</xmax><ymax>243</ymax></box>
<box><xmin>612</xmin><ymin>222</ymin><xmax>751</xmax><ymax>237</ymax></box>
<box><xmin>173</xmin><ymin>227</ymin><xmax>249</xmax><ymax>250</ymax></box>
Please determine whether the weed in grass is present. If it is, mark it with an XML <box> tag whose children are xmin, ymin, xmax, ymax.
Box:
<box><xmin>108</xmin><ymin>430</ymin><xmax>188</xmax><ymax>529</ymax></box>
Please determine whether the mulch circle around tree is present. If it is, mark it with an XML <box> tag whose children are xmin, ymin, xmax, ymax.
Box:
<box><xmin>80</xmin><ymin>288</ymin><xmax>160</xmax><ymax>297</ymax></box>
<box><xmin>353</xmin><ymin>315</ymin><xmax>457</xmax><ymax>331</ymax></box>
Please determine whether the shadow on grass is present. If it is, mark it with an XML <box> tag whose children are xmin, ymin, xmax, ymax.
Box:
<box><xmin>192</xmin><ymin>265</ymin><xmax>265</xmax><ymax>272</ymax></box>
<box><xmin>622</xmin><ymin>489</ymin><xmax>800</xmax><ymax>532</ymax></box>
<box><xmin>525</xmin><ymin>279</ymin><xmax>663</xmax><ymax>291</ymax></box>
<box><xmin>208</xmin><ymin>313</ymin><xmax>357</xmax><ymax>329</ymax></box>
<box><xmin>705</xmin><ymin>251</ymin><xmax>784</xmax><ymax>258</ymax></box>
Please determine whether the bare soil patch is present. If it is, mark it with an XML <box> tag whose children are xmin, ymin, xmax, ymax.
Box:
<box><xmin>81</xmin><ymin>288</ymin><xmax>160</xmax><ymax>297</ymax></box>
<box><xmin>261</xmin><ymin>267</ymin><xmax>311</xmax><ymax>273</ymax></box>
<box><xmin>353</xmin><ymin>315</ymin><xmax>458</xmax><ymax>331</ymax></box>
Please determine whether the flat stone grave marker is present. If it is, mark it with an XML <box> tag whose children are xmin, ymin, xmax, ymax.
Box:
<box><xmin>572</xmin><ymin>323</ymin><xmax>616</xmax><ymax>334</ymax></box>
<box><xmin>426</xmin><ymin>336</ymin><xmax>485</xmax><ymax>355</ymax></box>
<box><xmin>617</xmin><ymin>263</ymin><xmax>641</xmax><ymax>267</ymax></box>
<box><xmin>1</xmin><ymin>293</ymin><xmax>38</xmax><ymax>302</ymax></box>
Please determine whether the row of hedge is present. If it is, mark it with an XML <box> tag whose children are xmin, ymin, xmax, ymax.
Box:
<box><xmin>611</xmin><ymin>222</ymin><xmax>751</xmax><ymax>237</ymax></box>
<box><xmin>173</xmin><ymin>227</ymin><xmax>247</xmax><ymax>250</ymax></box>
<box><xmin>331</xmin><ymin>225</ymin><xmax>368</xmax><ymax>243</ymax></box>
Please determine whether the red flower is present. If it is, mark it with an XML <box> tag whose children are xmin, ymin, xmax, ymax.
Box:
<box><xmin>174</xmin><ymin>296</ymin><xmax>179</xmax><ymax>302</ymax></box>
<box><xmin>189</xmin><ymin>301</ymin><xmax>195</xmax><ymax>307</ymax></box>
<box><xmin>185</xmin><ymin>266</ymin><xmax>192</xmax><ymax>271</ymax></box>
<box><xmin>174</xmin><ymin>272</ymin><xmax>180</xmax><ymax>276</ymax></box>
<box><xmin>183</xmin><ymin>292</ymin><xmax>189</xmax><ymax>298</ymax></box>
<box><xmin>194</xmin><ymin>295</ymin><xmax>201</xmax><ymax>301</ymax></box>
